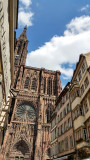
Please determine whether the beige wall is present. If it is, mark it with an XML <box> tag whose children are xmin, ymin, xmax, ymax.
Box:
<box><xmin>0</xmin><ymin>0</ymin><xmax>11</xmax><ymax>102</ymax></box>
<box><xmin>70</xmin><ymin>53</ymin><xmax>90</xmax><ymax>154</ymax></box>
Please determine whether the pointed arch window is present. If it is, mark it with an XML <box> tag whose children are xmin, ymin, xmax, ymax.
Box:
<box><xmin>31</xmin><ymin>78</ymin><xmax>37</xmax><ymax>90</ymax></box>
<box><xmin>53</xmin><ymin>80</ymin><xmax>57</xmax><ymax>96</ymax></box>
<box><xmin>47</xmin><ymin>78</ymin><xmax>52</xmax><ymax>95</ymax></box>
<box><xmin>45</xmin><ymin>105</ymin><xmax>52</xmax><ymax>123</ymax></box>
<box><xmin>24</xmin><ymin>77</ymin><xmax>29</xmax><ymax>89</ymax></box>
<box><xmin>44</xmin><ymin>78</ymin><xmax>46</xmax><ymax>94</ymax></box>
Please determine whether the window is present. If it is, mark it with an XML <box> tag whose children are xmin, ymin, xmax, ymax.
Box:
<box><xmin>82</xmin><ymin>63</ymin><xmax>85</xmax><ymax>73</ymax></box>
<box><xmin>60</xmin><ymin>112</ymin><xmax>62</xmax><ymax>121</ymax></box>
<box><xmin>79</xmin><ymin>107</ymin><xmax>83</xmax><ymax>116</ymax></box>
<box><xmin>31</xmin><ymin>78</ymin><xmax>36</xmax><ymax>90</ymax></box>
<box><xmin>74</xmin><ymin>109</ymin><xmax>78</xmax><ymax>119</ymax></box>
<box><xmin>76</xmin><ymin>130</ymin><xmax>82</xmax><ymax>141</ymax></box>
<box><xmin>58</xmin><ymin>142</ymin><xmax>61</xmax><ymax>153</ymax></box>
<box><xmin>15</xmin><ymin>157</ymin><xmax>19</xmax><ymax>160</ymax></box>
<box><xmin>70</xmin><ymin>136</ymin><xmax>73</xmax><ymax>148</ymax></box>
<box><xmin>43</xmin><ymin>78</ymin><xmax>46</xmax><ymax>94</ymax></box>
<box><xmin>58</xmin><ymin>126</ymin><xmax>61</xmax><ymax>136</ymax></box>
<box><xmin>72</xmin><ymin>92</ymin><xmax>76</xmax><ymax>102</ymax></box>
<box><xmin>68</xmin><ymin>118</ymin><xmax>72</xmax><ymax>128</ymax></box>
<box><xmin>55</xmin><ymin>128</ymin><xmax>56</xmax><ymax>138</ymax></box>
<box><xmin>61</xmin><ymin>140</ymin><xmax>64</xmax><ymax>151</ymax></box>
<box><xmin>24</xmin><ymin>77</ymin><xmax>29</xmax><ymax>89</ymax></box>
<box><xmin>84</xmin><ymin>101</ymin><xmax>88</xmax><ymax>113</ymax></box>
<box><xmin>66</xmin><ymin>92</ymin><xmax>69</xmax><ymax>100</ymax></box>
<box><xmin>83</xmin><ymin>128</ymin><xmax>87</xmax><ymax>141</ymax></box>
<box><xmin>77</xmin><ymin>90</ymin><xmax>80</xmax><ymax>97</ymax></box>
<box><xmin>20</xmin><ymin>158</ymin><xmax>24</xmax><ymax>160</ymax></box>
<box><xmin>63</xmin><ymin>108</ymin><xmax>66</xmax><ymax>117</ymax></box>
<box><xmin>84</xmin><ymin>77</ymin><xmax>89</xmax><ymax>89</ymax></box>
<box><xmin>53</xmin><ymin>80</ymin><xmax>56</xmax><ymax>96</ymax></box>
<box><xmin>67</xmin><ymin>103</ymin><xmax>70</xmax><ymax>112</ymax></box>
<box><xmin>65</xmin><ymin>137</ymin><xmax>68</xmax><ymax>150</ymax></box>
<box><xmin>61</xmin><ymin>124</ymin><xmax>63</xmax><ymax>134</ymax></box>
<box><xmin>78</xmin><ymin>70</ymin><xmax>82</xmax><ymax>81</ymax></box>
<box><xmin>47</xmin><ymin>79</ymin><xmax>52</xmax><ymax>95</ymax></box>
<box><xmin>58</xmin><ymin>115</ymin><xmax>59</xmax><ymax>122</ymax></box>
<box><xmin>81</xmin><ymin>85</ymin><xmax>84</xmax><ymax>95</ymax></box>
<box><xmin>64</xmin><ymin>122</ymin><xmax>67</xmax><ymax>132</ymax></box>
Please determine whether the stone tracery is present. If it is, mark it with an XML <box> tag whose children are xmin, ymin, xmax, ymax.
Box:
<box><xmin>1</xmin><ymin>27</ymin><xmax>62</xmax><ymax>160</ymax></box>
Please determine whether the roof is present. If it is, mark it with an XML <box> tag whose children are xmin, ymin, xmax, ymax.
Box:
<box><xmin>72</xmin><ymin>52</ymin><xmax>90</xmax><ymax>82</ymax></box>
<box><xmin>56</xmin><ymin>82</ymin><xmax>70</xmax><ymax>105</ymax></box>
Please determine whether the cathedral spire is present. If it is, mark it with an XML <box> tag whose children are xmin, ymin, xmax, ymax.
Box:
<box><xmin>14</xmin><ymin>26</ymin><xmax>28</xmax><ymax>66</ymax></box>
<box><xmin>17</xmin><ymin>25</ymin><xmax>27</xmax><ymax>41</ymax></box>
<box><xmin>24</xmin><ymin>25</ymin><xmax>27</xmax><ymax>31</ymax></box>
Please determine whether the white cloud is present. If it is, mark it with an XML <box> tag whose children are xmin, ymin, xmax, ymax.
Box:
<box><xmin>26</xmin><ymin>16</ymin><xmax>90</xmax><ymax>79</ymax></box>
<box><xmin>18</xmin><ymin>10</ymin><xmax>34</xmax><ymax>27</ymax></box>
<box><xmin>18</xmin><ymin>0</ymin><xmax>34</xmax><ymax>27</ymax></box>
<box><xmin>65</xmin><ymin>16</ymin><xmax>90</xmax><ymax>35</ymax></box>
<box><xmin>80</xmin><ymin>4</ymin><xmax>90</xmax><ymax>12</ymax></box>
<box><xmin>20</xmin><ymin>0</ymin><xmax>32</xmax><ymax>7</ymax></box>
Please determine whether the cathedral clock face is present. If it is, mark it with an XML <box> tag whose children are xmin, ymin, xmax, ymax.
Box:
<box><xmin>16</xmin><ymin>104</ymin><xmax>36</xmax><ymax>121</ymax></box>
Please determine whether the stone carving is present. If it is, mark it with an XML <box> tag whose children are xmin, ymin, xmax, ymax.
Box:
<box><xmin>0</xmin><ymin>27</ymin><xmax>62</xmax><ymax>160</ymax></box>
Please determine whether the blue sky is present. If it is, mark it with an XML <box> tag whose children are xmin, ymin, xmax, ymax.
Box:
<box><xmin>16</xmin><ymin>0</ymin><xmax>90</xmax><ymax>88</ymax></box>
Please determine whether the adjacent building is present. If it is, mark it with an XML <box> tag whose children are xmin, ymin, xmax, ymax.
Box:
<box><xmin>0</xmin><ymin>0</ymin><xmax>19</xmax><ymax>148</ymax></box>
<box><xmin>50</xmin><ymin>53</ymin><xmax>90</xmax><ymax>160</ymax></box>
<box><xmin>51</xmin><ymin>83</ymin><xmax>75</xmax><ymax>160</ymax></box>
<box><xmin>70</xmin><ymin>53</ymin><xmax>90</xmax><ymax>159</ymax></box>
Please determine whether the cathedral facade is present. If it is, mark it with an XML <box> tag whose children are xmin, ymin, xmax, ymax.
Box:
<box><xmin>1</xmin><ymin>27</ymin><xmax>62</xmax><ymax>160</ymax></box>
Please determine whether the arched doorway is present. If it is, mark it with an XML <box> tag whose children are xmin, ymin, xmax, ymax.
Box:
<box><xmin>9</xmin><ymin>139</ymin><xmax>30</xmax><ymax>160</ymax></box>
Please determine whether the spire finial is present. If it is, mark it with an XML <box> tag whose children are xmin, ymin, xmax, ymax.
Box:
<box><xmin>24</xmin><ymin>25</ymin><xmax>27</xmax><ymax>31</ymax></box>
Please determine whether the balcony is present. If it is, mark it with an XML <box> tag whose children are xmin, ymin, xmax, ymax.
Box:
<box><xmin>76</xmin><ymin>137</ymin><xmax>83</xmax><ymax>143</ymax></box>
<box><xmin>71</xmin><ymin>97</ymin><xmax>81</xmax><ymax>110</ymax></box>
<box><xmin>74</xmin><ymin>116</ymin><xmax>85</xmax><ymax>130</ymax></box>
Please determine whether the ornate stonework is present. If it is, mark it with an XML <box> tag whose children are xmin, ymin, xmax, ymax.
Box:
<box><xmin>1</xmin><ymin>27</ymin><xmax>62</xmax><ymax>160</ymax></box>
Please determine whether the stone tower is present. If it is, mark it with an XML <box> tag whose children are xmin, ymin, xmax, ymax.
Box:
<box><xmin>1</xmin><ymin>27</ymin><xmax>62</xmax><ymax>160</ymax></box>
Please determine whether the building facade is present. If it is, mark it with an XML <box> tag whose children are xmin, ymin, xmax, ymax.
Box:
<box><xmin>51</xmin><ymin>83</ymin><xmax>75</xmax><ymax>160</ymax></box>
<box><xmin>0</xmin><ymin>0</ymin><xmax>18</xmax><ymax>148</ymax></box>
<box><xmin>1</xmin><ymin>28</ymin><xmax>62</xmax><ymax>160</ymax></box>
<box><xmin>70</xmin><ymin>53</ymin><xmax>90</xmax><ymax>159</ymax></box>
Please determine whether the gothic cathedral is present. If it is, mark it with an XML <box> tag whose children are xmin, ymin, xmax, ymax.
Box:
<box><xmin>2</xmin><ymin>27</ymin><xmax>62</xmax><ymax>160</ymax></box>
